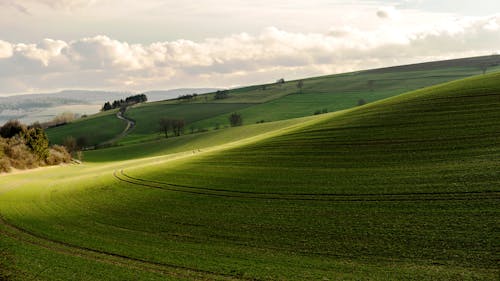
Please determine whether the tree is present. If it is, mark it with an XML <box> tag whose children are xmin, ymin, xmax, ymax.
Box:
<box><xmin>276</xmin><ymin>78</ymin><xmax>285</xmax><ymax>84</ymax></box>
<box><xmin>63</xmin><ymin>136</ymin><xmax>78</xmax><ymax>154</ymax></box>
<box><xmin>214</xmin><ymin>90</ymin><xmax>229</xmax><ymax>100</ymax></box>
<box><xmin>172</xmin><ymin>119</ymin><xmax>185</xmax><ymax>136</ymax></box>
<box><xmin>229</xmin><ymin>113</ymin><xmax>243</xmax><ymax>127</ymax></box>
<box><xmin>297</xmin><ymin>80</ymin><xmax>304</xmax><ymax>93</ymax></box>
<box><xmin>76</xmin><ymin>136</ymin><xmax>88</xmax><ymax>149</ymax></box>
<box><xmin>23</xmin><ymin>127</ymin><xmax>49</xmax><ymax>160</ymax></box>
<box><xmin>159</xmin><ymin>118</ymin><xmax>172</xmax><ymax>138</ymax></box>
<box><xmin>480</xmin><ymin>64</ymin><xmax>488</xmax><ymax>75</ymax></box>
<box><xmin>0</xmin><ymin>120</ymin><xmax>26</xmax><ymax>138</ymax></box>
<box><xmin>367</xmin><ymin>80</ymin><xmax>375</xmax><ymax>92</ymax></box>
<box><xmin>102</xmin><ymin>102</ymin><xmax>112</xmax><ymax>111</ymax></box>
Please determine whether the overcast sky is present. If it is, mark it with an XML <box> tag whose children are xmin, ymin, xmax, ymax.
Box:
<box><xmin>0</xmin><ymin>0</ymin><xmax>499</xmax><ymax>95</ymax></box>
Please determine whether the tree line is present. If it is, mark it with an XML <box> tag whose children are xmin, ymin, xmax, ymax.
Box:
<box><xmin>101</xmin><ymin>94</ymin><xmax>148</xmax><ymax>111</ymax></box>
<box><xmin>0</xmin><ymin>120</ymin><xmax>71</xmax><ymax>173</ymax></box>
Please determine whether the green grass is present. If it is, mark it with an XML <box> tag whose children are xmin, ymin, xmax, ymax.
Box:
<box><xmin>46</xmin><ymin>56</ymin><xmax>500</xmax><ymax>146</ymax></box>
<box><xmin>84</xmin><ymin>115</ymin><xmax>318</xmax><ymax>162</ymax></box>
<box><xmin>121</xmin><ymin>102</ymin><xmax>254</xmax><ymax>144</ymax></box>
<box><xmin>46</xmin><ymin>109</ymin><xmax>126</xmax><ymax>146</ymax></box>
<box><xmin>190</xmin><ymin>64</ymin><xmax>500</xmax><ymax>129</ymax></box>
<box><xmin>1</xmin><ymin>72</ymin><xmax>499</xmax><ymax>280</ymax></box>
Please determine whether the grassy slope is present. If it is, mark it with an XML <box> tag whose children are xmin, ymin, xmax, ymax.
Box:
<box><xmin>45</xmin><ymin>55</ymin><xmax>500</xmax><ymax>145</ymax></box>
<box><xmin>1</xmin><ymin>73</ymin><xmax>499</xmax><ymax>280</ymax></box>
<box><xmin>121</xmin><ymin>102</ymin><xmax>254</xmax><ymax>144</ymax></box>
<box><xmin>46</xmin><ymin>109</ymin><xmax>126</xmax><ymax>146</ymax></box>
<box><xmin>190</xmin><ymin>64</ymin><xmax>500</xmax><ymax>129</ymax></box>
<box><xmin>84</xmin><ymin>115</ymin><xmax>318</xmax><ymax>162</ymax></box>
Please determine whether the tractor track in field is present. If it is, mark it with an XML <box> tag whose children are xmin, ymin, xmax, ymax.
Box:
<box><xmin>0</xmin><ymin>215</ymin><xmax>251</xmax><ymax>281</ymax></box>
<box><xmin>114</xmin><ymin>170</ymin><xmax>500</xmax><ymax>202</ymax></box>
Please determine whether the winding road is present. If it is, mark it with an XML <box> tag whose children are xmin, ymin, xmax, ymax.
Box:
<box><xmin>95</xmin><ymin>108</ymin><xmax>136</xmax><ymax>148</ymax></box>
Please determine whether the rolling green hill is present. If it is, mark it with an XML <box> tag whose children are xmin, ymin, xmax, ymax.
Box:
<box><xmin>1</xmin><ymin>72</ymin><xmax>498</xmax><ymax>280</ymax></box>
<box><xmin>45</xmin><ymin>109</ymin><xmax>126</xmax><ymax>146</ymax></box>
<box><xmin>46</xmin><ymin>55</ymin><xmax>500</xmax><ymax>145</ymax></box>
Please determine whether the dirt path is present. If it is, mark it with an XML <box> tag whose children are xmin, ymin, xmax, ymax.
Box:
<box><xmin>91</xmin><ymin>108</ymin><xmax>136</xmax><ymax>149</ymax></box>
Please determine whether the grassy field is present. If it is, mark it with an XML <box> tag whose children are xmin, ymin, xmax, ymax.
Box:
<box><xmin>120</xmin><ymin>102</ymin><xmax>254</xmax><ymax>144</ymax></box>
<box><xmin>1</xmin><ymin>72</ymin><xmax>499</xmax><ymax>280</ymax></box>
<box><xmin>45</xmin><ymin>56</ymin><xmax>500</xmax><ymax>146</ymax></box>
<box><xmin>46</xmin><ymin>109</ymin><xmax>126</xmax><ymax>146</ymax></box>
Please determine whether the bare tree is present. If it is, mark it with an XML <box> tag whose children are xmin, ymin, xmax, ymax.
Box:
<box><xmin>297</xmin><ymin>80</ymin><xmax>304</xmax><ymax>93</ymax></box>
<box><xmin>367</xmin><ymin>80</ymin><xmax>375</xmax><ymax>92</ymax></box>
<box><xmin>159</xmin><ymin>118</ymin><xmax>172</xmax><ymax>138</ymax></box>
<box><xmin>172</xmin><ymin>119</ymin><xmax>185</xmax><ymax>136</ymax></box>
<box><xmin>229</xmin><ymin>113</ymin><xmax>243</xmax><ymax>127</ymax></box>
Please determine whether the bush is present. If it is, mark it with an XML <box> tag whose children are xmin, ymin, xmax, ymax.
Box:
<box><xmin>0</xmin><ymin>158</ymin><xmax>11</xmax><ymax>173</ymax></box>
<box><xmin>46</xmin><ymin>145</ymin><xmax>72</xmax><ymax>165</ymax></box>
<box><xmin>0</xmin><ymin>120</ymin><xmax>26</xmax><ymax>138</ymax></box>
<box><xmin>4</xmin><ymin>138</ymin><xmax>38</xmax><ymax>170</ymax></box>
<box><xmin>357</xmin><ymin>99</ymin><xmax>367</xmax><ymax>106</ymax></box>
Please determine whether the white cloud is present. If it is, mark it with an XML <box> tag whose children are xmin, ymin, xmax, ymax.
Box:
<box><xmin>0</xmin><ymin>40</ymin><xmax>13</xmax><ymax>58</ymax></box>
<box><xmin>0</xmin><ymin>14</ymin><xmax>499</xmax><ymax>94</ymax></box>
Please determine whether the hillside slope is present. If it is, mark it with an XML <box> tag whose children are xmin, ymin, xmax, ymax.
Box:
<box><xmin>1</xmin><ymin>73</ymin><xmax>499</xmax><ymax>280</ymax></box>
<box><xmin>47</xmin><ymin>55</ymin><xmax>500</xmax><ymax>145</ymax></box>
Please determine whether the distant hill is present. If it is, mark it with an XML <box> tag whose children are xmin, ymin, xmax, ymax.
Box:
<box><xmin>0</xmin><ymin>88</ymin><xmax>217</xmax><ymax>125</ymax></box>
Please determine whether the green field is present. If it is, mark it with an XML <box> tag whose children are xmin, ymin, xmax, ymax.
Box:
<box><xmin>46</xmin><ymin>55</ymin><xmax>500</xmax><ymax>145</ymax></box>
<box><xmin>46</xmin><ymin>109</ymin><xmax>127</xmax><ymax>146</ymax></box>
<box><xmin>1</xmin><ymin>69</ymin><xmax>499</xmax><ymax>280</ymax></box>
<box><xmin>120</xmin><ymin>102</ymin><xmax>254</xmax><ymax>144</ymax></box>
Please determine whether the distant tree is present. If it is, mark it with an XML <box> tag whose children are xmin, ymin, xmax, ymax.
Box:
<box><xmin>102</xmin><ymin>102</ymin><xmax>112</xmax><ymax>111</ymax></box>
<box><xmin>76</xmin><ymin>136</ymin><xmax>88</xmax><ymax>149</ymax></box>
<box><xmin>0</xmin><ymin>120</ymin><xmax>26</xmax><ymax>138</ymax></box>
<box><xmin>367</xmin><ymin>80</ymin><xmax>375</xmax><ymax>92</ymax></box>
<box><xmin>159</xmin><ymin>118</ymin><xmax>172</xmax><ymax>138</ymax></box>
<box><xmin>357</xmin><ymin>98</ymin><xmax>367</xmax><ymax>106</ymax></box>
<box><xmin>63</xmin><ymin>136</ymin><xmax>78</xmax><ymax>154</ymax></box>
<box><xmin>297</xmin><ymin>80</ymin><xmax>304</xmax><ymax>93</ymax></box>
<box><xmin>276</xmin><ymin>78</ymin><xmax>285</xmax><ymax>84</ymax></box>
<box><xmin>480</xmin><ymin>64</ymin><xmax>488</xmax><ymax>75</ymax></box>
<box><xmin>172</xmin><ymin>119</ymin><xmax>185</xmax><ymax>136</ymax></box>
<box><xmin>214</xmin><ymin>90</ymin><xmax>229</xmax><ymax>100</ymax></box>
<box><xmin>229</xmin><ymin>113</ymin><xmax>243</xmax><ymax>127</ymax></box>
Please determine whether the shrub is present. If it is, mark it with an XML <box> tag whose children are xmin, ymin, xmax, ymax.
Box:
<box><xmin>358</xmin><ymin>99</ymin><xmax>367</xmax><ymax>106</ymax></box>
<box><xmin>46</xmin><ymin>145</ymin><xmax>72</xmax><ymax>165</ymax></box>
<box><xmin>0</xmin><ymin>158</ymin><xmax>11</xmax><ymax>173</ymax></box>
<box><xmin>0</xmin><ymin>120</ymin><xmax>26</xmax><ymax>138</ymax></box>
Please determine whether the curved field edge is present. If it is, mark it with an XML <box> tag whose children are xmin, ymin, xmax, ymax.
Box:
<box><xmin>1</xmin><ymin>73</ymin><xmax>499</xmax><ymax>280</ymax></box>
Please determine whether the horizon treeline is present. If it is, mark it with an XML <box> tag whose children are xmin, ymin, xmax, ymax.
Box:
<box><xmin>101</xmin><ymin>94</ymin><xmax>148</xmax><ymax>111</ymax></box>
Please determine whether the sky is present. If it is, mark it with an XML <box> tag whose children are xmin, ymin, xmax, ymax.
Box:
<box><xmin>0</xmin><ymin>0</ymin><xmax>499</xmax><ymax>95</ymax></box>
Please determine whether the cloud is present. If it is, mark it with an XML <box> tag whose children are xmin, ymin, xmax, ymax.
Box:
<box><xmin>0</xmin><ymin>40</ymin><xmax>13</xmax><ymax>58</ymax></box>
<box><xmin>0</xmin><ymin>14</ymin><xmax>499</xmax><ymax>94</ymax></box>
